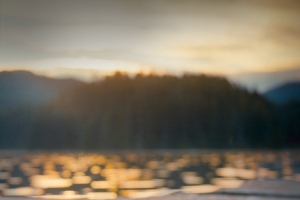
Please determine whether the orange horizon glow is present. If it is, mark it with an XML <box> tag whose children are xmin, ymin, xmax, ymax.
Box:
<box><xmin>1</xmin><ymin>0</ymin><xmax>300</xmax><ymax>91</ymax></box>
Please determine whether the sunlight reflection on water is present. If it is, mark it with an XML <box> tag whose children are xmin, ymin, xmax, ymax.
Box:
<box><xmin>0</xmin><ymin>150</ymin><xmax>299</xmax><ymax>199</ymax></box>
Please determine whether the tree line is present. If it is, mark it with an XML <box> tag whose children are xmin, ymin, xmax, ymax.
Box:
<box><xmin>0</xmin><ymin>72</ymin><xmax>297</xmax><ymax>149</ymax></box>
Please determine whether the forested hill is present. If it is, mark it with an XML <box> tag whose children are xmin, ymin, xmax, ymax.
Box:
<box><xmin>264</xmin><ymin>82</ymin><xmax>300</xmax><ymax>104</ymax></box>
<box><xmin>0</xmin><ymin>70</ymin><xmax>82</xmax><ymax>108</ymax></box>
<box><xmin>18</xmin><ymin>72</ymin><xmax>282</xmax><ymax>150</ymax></box>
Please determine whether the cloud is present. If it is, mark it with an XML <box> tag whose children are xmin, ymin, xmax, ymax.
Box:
<box><xmin>1</xmin><ymin>0</ymin><xmax>300</xmax><ymax>83</ymax></box>
<box><xmin>251</xmin><ymin>0</ymin><xmax>300</xmax><ymax>11</ymax></box>
<box><xmin>228</xmin><ymin>67</ymin><xmax>300</xmax><ymax>92</ymax></box>
<box><xmin>263</xmin><ymin>24</ymin><xmax>300</xmax><ymax>47</ymax></box>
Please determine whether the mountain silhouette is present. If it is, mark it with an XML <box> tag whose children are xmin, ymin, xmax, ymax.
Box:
<box><xmin>0</xmin><ymin>70</ymin><xmax>83</xmax><ymax>108</ymax></box>
<box><xmin>0</xmin><ymin>71</ymin><xmax>298</xmax><ymax>149</ymax></box>
<box><xmin>264</xmin><ymin>82</ymin><xmax>300</xmax><ymax>104</ymax></box>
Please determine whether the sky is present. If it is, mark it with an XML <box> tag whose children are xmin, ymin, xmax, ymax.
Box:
<box><xmin>1</xmin><ymin>0</ymin><xmax>300</xmax><ymax>92</ymax></box>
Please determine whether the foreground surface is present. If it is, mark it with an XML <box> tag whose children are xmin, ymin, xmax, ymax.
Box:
<box><xmin>0</xmin><ymin>150</ymin><xmax>300</xmax><ymax>199</ymax></box>
<box><xmin>2</xmin><ymin>180</ymin><xmax>300</xmax><ymax>200</ymax></box>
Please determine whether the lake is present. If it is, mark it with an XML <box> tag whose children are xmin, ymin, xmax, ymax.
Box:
<box><xmin>0</xmin><ymin>150</ymin><xmax>299</xmax><ymax>199</ymax></box>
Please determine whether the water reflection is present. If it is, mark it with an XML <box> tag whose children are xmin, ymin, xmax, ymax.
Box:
<box><xmin>0</xmin><ymin>150</ymin><xmax>299</xmax><ymax>199</ymax></box>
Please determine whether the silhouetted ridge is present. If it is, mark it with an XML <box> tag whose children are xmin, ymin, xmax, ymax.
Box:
<box><xmin>264</xmin><ymin>82</ymin><xmax>300</xmax><ymax>104</ymax></box>
<box><xmin>26</xmin><ymin>72</ymin><xmax>281</xmax><ymax>149</ymax></box>
<box><xmin>1</xmin><ymin>72</ymin><xmax>296</xmax><ymax>149</ymax></box>
<box><xmin>0</xmin><ymin>70</ymin><xmax>83</xmax><ymax>108</ymax></box>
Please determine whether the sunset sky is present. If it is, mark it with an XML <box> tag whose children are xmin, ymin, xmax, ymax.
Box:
<box><xmin>1</xmin><ymin>0</ymin><xmax>300</xmax><ymax>91</ymax></box>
